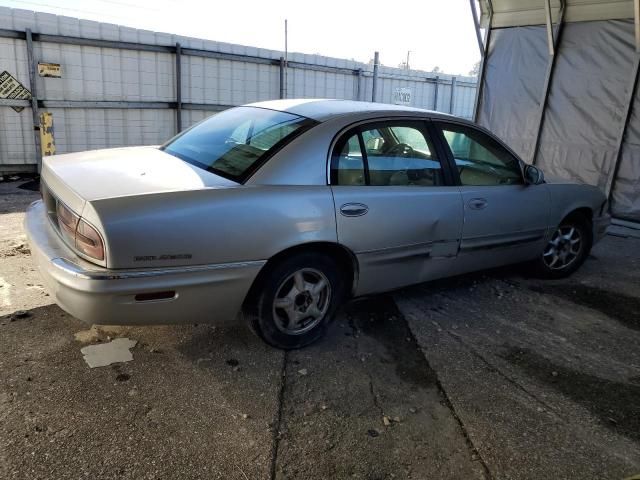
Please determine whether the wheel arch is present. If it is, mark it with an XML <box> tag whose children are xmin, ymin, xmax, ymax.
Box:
<box><xmin>563</xmin><ymin>206</ymin><xmax>593</xmax><ymax>223</ymax></box>
<box><xmin>557</xmin><ymin>206</ymin><xmax>594</xmax><ymax>246</ymax></box>
<box><xmin>242</xmin><ymin>241</ymin><xmax>359</xmax><ymax>308</ymax></box>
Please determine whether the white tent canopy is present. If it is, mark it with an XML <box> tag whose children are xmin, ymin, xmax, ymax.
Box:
<box><xmin>474</xmin><ymin>0</ymin><xmax>640</xmax><ymax>223</ymax></box>
<box><xmin>480</xmin><ymin>0</ymin><xmax>633</xmax><ymax>27</ymax></box>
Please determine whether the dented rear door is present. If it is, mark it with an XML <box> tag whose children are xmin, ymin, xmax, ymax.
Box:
<box><xmin>329</xmin><ymin>119</ymin><xmax>464</xmax><ymax>295</ymax></box>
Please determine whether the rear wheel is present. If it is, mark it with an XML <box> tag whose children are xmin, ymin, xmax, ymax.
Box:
<box><xmin>532</xmin><ymin>215</ymin><xmax>592</xmax><ymax>278</ymax></box>
<box><xmin>243</xmin><ymin>252</ymin><xmax>346</xmax><ymax>349</ymax></box>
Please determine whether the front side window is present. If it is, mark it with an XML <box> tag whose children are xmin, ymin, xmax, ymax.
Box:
<box><xmin>437</xmin><ymin>123</ymin><xmax>523</xmax><ymax>186</ymax></box>
<box><xmin>331</xmin><ymin>122</ymin><xmax>444</xmax><ymax>187</ymax></box>
<box><xmin>163</xmin><ymin>107</ymin><xmax>315</xmax><ymax>182</ymax></box>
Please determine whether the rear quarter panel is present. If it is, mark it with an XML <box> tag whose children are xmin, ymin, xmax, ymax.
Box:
<box><xmin>84</xmin><ymin>186</ymin><xmax>337</xmax><ymax>269</ymax></box>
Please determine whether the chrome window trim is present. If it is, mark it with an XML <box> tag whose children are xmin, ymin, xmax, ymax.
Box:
<box><xmin>325</xmin><ymin>115</ymin><xmax>443</xmax><ymax>186</ymax></box>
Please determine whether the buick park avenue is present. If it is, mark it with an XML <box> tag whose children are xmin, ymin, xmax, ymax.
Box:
<box><xmin>25</xmin><ymin>99</ymin><xmax>610</xmax><ymax>348</ymax></box>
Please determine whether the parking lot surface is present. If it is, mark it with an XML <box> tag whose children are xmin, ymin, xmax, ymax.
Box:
<box><xmin>1</xmin><ymin>181</ymin><xmax>639</xmax><ymax>479</ymax></box>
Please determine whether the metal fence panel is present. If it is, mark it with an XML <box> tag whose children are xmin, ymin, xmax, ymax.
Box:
<box><xmin>0</xmin><ymin>6</ymin><xmax>477</xmax><ymax>171</ymax></box>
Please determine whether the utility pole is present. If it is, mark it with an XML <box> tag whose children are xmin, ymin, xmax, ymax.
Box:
<box><xmin>284</xmin><ymin>19</ymin><xmax>288</xmax><ymax>99</ymax></box>
<box><xmin>372</xmin><ymin>51</ymin><xmax>379</xmax><ymax>102</ymax></box>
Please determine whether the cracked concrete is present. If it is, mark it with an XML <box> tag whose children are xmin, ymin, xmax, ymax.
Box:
<box><xmin>273</xmin><ymin>296</ymin><xmax>485</xmax><ymax>479</ymax></box>
<box><xmin>396</xmin><ymin>239</ymin><xmax>640</xmax><ymax>479</ymax></box>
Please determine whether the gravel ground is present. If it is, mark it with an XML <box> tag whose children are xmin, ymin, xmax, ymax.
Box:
<box><xmin>1</xmin><ymin>180</ymin><xmax>639</xmax><ymax>479</ymax></box>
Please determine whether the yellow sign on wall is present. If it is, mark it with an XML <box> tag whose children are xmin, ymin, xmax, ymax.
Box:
<box><xmin>39</xmin><ymin>112</ymin><xmax>56</xmax><ymax>157</ymax></box>
<box><xmin>38</xmin><ymin>63</ymin><xmax>62</xmax><ymax>78</ymax></box>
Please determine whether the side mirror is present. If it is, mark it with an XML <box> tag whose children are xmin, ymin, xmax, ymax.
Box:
<box><xmin>524</xmin><ymin>165</ymin><xmax>545</xmax><ymax>185</ymax></box>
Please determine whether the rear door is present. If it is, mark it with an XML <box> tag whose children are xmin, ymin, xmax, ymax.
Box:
<box><xmin>433</xmin><ymin>121</ymin><xmax>550</xmax><ymax>272</ymax></box>
<box><xmin>330</xmin><ymin>119</ymin><xmax>464</xmax><ymax>295</ymax></box>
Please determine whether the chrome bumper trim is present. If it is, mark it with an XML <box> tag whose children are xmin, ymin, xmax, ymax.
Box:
<box><xmin>52</xmin><ymin>257</ymin><xmax>266</xmax><ymax>281</ymax></box>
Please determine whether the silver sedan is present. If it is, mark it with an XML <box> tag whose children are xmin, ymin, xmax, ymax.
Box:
<box><xmin>25</xmin><ymin>99</ymin><xmax>610</xmax><ymax>348</ymax></box>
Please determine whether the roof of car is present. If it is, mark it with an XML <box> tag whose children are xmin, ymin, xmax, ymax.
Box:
<box><xmin>245</xmin><ymin>98</ymin><xmax>463</xmax><ymax>122</ymax></box>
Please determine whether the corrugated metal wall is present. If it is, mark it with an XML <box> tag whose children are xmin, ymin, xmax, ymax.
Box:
<box><xmin>0</xmin><ymin>7</ymin><xmax>477</xmax><ymax>171</ymax></box>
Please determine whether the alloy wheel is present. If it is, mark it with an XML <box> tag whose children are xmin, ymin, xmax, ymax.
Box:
<box><xmin>272</xmin><ymin>268</ymin><xmax>331</xmax><ymax>335</ymax></box>
<box><xmin>543</xmin><ymin>225</ymin><xmax>582</xmax><ymax>270</ymax></box>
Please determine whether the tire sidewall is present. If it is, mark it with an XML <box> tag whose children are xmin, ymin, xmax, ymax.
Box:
<box><xmin>251</xmin><ymin>253</ymin><xmax>346</xmax><ymax>349</ymax></box>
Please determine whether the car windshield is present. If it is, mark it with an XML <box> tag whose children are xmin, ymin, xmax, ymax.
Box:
<box><xmin>162</xmin><ymin>106</ymin><xmax>315</xmax><ymax>182</ymax></box>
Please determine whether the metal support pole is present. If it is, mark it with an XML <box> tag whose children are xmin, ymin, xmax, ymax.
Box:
<box><xmin>633</xmin><ymin>0</ymin><xmax>640</xmax><ymax>53</ymax></box>
<box><xmin>356</xmin><ymin>68</ymin><xmax>363</xmax><ymax>101</ymax></box>
<box><xmin>175</xmin><ymin>42</ymin><xmax>182</xmax><ymax>133</ymax></box>
<box><xmin>469</xmin><ymin>0</ymin><xmax>484</xmax><ymax>56</ymax></box>
<box><xmin>530</xmin><ymin>0</ymin><xmax>565</xmax><ymax>165</ymax></box>
<box><xmin>606</xmin><ymin>0</ymin><xmax>640</xmax><ymax>198</ymax></box>
<box><xmin>372</xmin><ymin>51</ymin><xmax>379</xmax><ymax>102</ymax></box>
<box><xmin>544</xmin><ymin>0</ymin><xmax>555</xmax><ymax>56</ymax></box>
<box><xmin>25</xmin><ymin>28</ymin><xmax>42</xmax><ymax>171</ymax></box>
<box><xmin>433</xmin><ymin>75</ymin><xmax>439</xmax><ymax>110</ymax></box>
<box><xmin>472</xmin><ymin>0</ymin><xmax>493</xmax><ymax>122</ymax></box>
<box><xmin>449</xmin><ymin>77</ymin><xmax>457</xmax><ymax>114</ymax></box>
<box><xmin>279</xmin><ymin>57</ymin><xmax>285</xmax><ymax>99</ymax></box>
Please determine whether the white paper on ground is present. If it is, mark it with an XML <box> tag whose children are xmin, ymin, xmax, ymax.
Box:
<box><xmin>80</xmin><ymin>338</ymin><xmax>137</xmax><ymax>368</ymax></box>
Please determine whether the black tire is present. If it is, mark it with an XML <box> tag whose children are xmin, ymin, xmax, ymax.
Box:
<box><xmin>530</xmin><ymin>214</ymin><xmax>593</xmax><ymax>279</ymax></box>
<box><xmin>243</xmin><ymin>252</ymin><xmax>346</xmax><ymax>349</ymax></box>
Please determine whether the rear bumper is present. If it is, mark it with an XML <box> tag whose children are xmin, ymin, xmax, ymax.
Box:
<box><xmin>25</xmin><ymin>200</ymin><xmax>264</xmax><ymax>325</ymax></box>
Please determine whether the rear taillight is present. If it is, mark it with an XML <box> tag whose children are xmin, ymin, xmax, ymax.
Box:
<box><xmin>75</xmin><ymin>219</ymin><xmax>104</xmax><ymax>260</ymax></box>
<box><xmin>56</xmin><ymin>201</ymin><xmax>105</xmax><ymax>261</ymax></box>
<box><xmin>56</xmin><ymin>201</ymin><xmax>79</xmax><ymax>242</ymax></box>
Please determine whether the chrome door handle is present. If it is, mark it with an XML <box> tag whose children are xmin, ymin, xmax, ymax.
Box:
<box><xmin>340</xmin><ymin>203</ymin><xmax>369</xmax><ymax>217</ymax></box>
<box><xmin>467</xmin><ymin>198</ymin><xmax>488</xmax><ymax>210</ymax></box>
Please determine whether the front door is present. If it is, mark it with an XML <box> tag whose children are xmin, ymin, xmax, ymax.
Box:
<box><xmin>433</xmin><ymin>121</ymin><xmax>550</xmax><ymax>274</ymax></box>
<box><xmin>330</xmin><ymin>120</ymin><xmax>464</xmax><ymax>295</ymax></box>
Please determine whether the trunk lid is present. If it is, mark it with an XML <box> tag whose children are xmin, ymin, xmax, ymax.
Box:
<box><xmin>42</xmin><ymin>146</ymin><xmax>238</xmax><ymax>213</ymax></box>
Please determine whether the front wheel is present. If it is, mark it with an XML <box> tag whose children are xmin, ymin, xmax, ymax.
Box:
<box><xmin>531</xmin><ymin>215</ymin><xmax>592</xmax><ymax>278</ymax></box>
<box><xmin>243</xmin><ymin>253</ymin><xmax>346</xmax><ymax>349</ymax></box>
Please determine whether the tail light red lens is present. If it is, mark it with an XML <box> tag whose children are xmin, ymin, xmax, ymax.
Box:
<box><xmin>75</xmin><ymin>219</ymin><xmax>105</xmax><ymax>260</ymax></box>
<box><xmin>56</xmin><ymin>201</ymin><xmax>105</xmax><ymax>261</ymax></box>
<box><xmin>56</xmin><ymin>201</ymin><xmax>79</xmax><ymax>241</ymax></box>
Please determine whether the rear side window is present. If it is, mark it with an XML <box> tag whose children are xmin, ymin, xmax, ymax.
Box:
<box><xmin>163</xmin><ymin>106</ymin><xmax>316</xmax><ymax>182</ymax></box>
<box><xmin>334</xmin><ymin>135</ymin><xmax>366</xmax><ymax>186</ymax></box>
<box><xmin>331</xmin><ymin>121</ymin><xmax>444</xmax><ymax>187</ymax></box>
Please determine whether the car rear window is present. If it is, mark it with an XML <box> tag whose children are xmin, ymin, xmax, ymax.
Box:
<box><xmin>162</xmin><ymin>106</ymin><xmax>316</xmax><ymax>182</ymax></box>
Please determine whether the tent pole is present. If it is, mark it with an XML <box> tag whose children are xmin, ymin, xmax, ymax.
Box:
<box><xmin>544</xmin><ymin>0</ymin><xmax>555</xmax><ymax>56</ymax></box>
<box><xmin>607</xmin><ymin>0</ymin><xmax>640</xmax><ymax>199</ymax></box>
<box><xmin>472</xmin><ymin>0</ymin><xmax>492</xmax><ymax>123</ymax></box>
<box><xmin>530</xmin><ymin>0</ymin><xmax>565</xmax><ymax>165</ymax></box>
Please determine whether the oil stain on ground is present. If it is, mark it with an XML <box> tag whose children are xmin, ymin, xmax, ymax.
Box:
<box><xmin>502</xmin><ymin>347</ymin><xmax>640</xmax><ymax>442</ymax></box>
<box><xmin>345</xmin><ymin>295</ymin><xmax>438</xmax><ymax>388</ymax></box>
<box><xmin>528</xmin><ymin>283</ymin><xmax>640</xmax><ymax>331</ymax></box>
